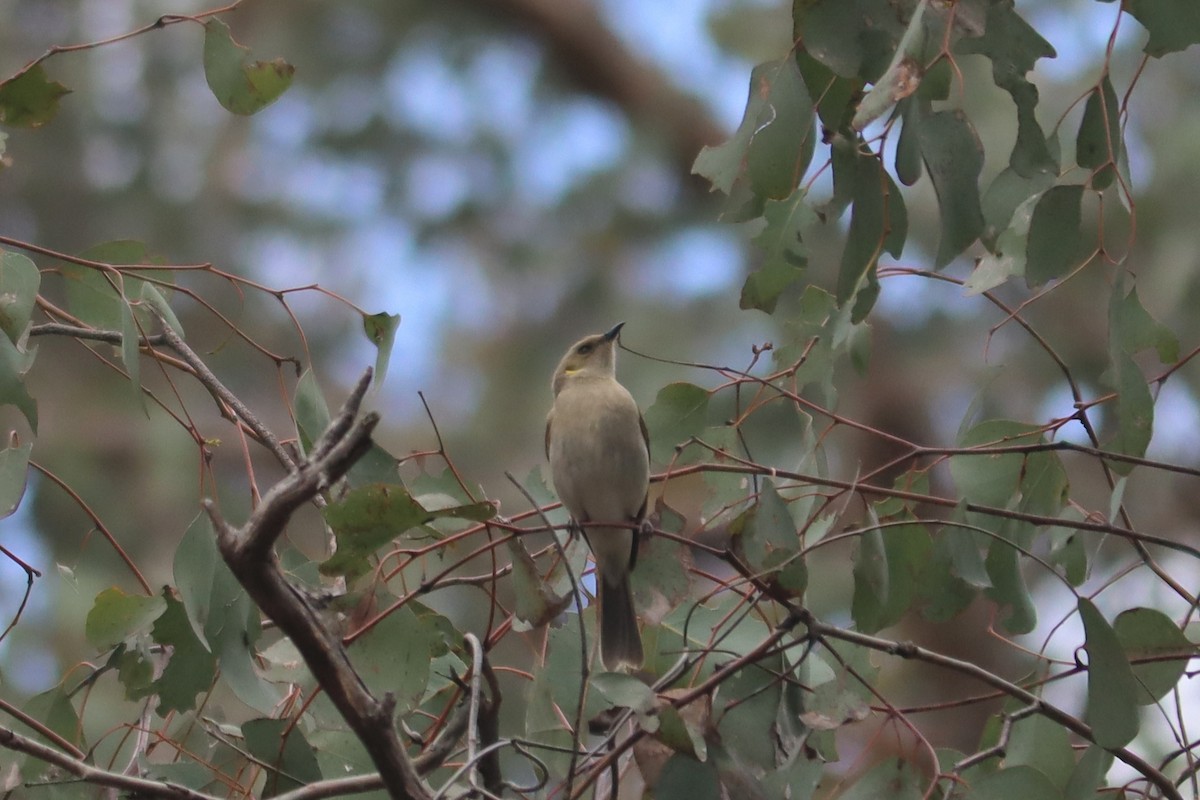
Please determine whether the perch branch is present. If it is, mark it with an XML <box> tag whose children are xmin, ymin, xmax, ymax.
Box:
<box><xmin>203</xmin><ymin>368</ymin><xmax>431</xmax><ymax>800</ymax></box>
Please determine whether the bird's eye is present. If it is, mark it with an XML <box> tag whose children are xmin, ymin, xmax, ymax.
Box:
<box><xmin>577</xmin><ymin>343</ymin><xmax>593</xmax><ymax>355</ymax></box>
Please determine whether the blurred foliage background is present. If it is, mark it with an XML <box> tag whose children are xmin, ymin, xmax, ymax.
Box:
<box><xmin>3</xmin><ymin>0</ymin><xmax>1200</xmax><ymax>787</ymax></box>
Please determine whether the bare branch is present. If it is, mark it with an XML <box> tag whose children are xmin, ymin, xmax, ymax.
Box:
<box><xmin>0</xmin><ymin>725</ymin><xmax>221</xmax><ymax>800</ymax></box>
<box><xmin>153</xmin><ymin>309</ymin><xmax>297</xmax><ymax>472</ymax></box>
<box><xmin>28</xmin><ymin>322</ymin><xmax>171</xmax><ymax>347</ymax></box>
<box><xmin>805</xmin><ymin>611</ymin><xmax>1183</xmax><ymax>800</ymax></box>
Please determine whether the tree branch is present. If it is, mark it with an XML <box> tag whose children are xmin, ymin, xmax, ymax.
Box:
<box><xmin>203</xmin><ymin>368</ymin><xmax>431</xmax><ymax>800</ymax></box>
<box><xmin>153</xmin><ymin>310</ymin><xmax>297</xmax><ymax>472</ymax></box>
<box><xmin>803</xmin><ymin>613</ymin><xmax>1183</xmax><ymax>800</ymax></box>
<box><xmin>0</xmin><ymin>725</ymin><xmax>221</xmax><ymax>800</ymax></box>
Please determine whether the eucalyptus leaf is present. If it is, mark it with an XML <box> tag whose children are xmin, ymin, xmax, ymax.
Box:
<box><xmin>0</xmin><ymin>65</ymin><xmax>71</xmax><ymax>127</ymax></box>
<box><xmin>203</xmin><ymin>19</ymin><xmax>295</xmax><ymax>115</ymax></box>
<box><xmin>1079</xmin><ymin>597</ymin><xmax>1139</xmax><ymax>749</ymax></box>
<box><xmin>0</xmin><ymin>250</ymin><xmax>39</xmax><ymax>343</ymax></box>
<box><xmin>0</xmin><ymin>441</ymin><xmax>31</xmax><ymax>519</ymax></box>
<box><xmin>917</xmin><ymin>109</ymin><xmax>985</xmax><ymax>267</ymax></box>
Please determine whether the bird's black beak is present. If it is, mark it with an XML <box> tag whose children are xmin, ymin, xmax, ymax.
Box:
<box><xmin>603</xmin><ymin>322</ymin><xmax>626</xmax><ymax>342</ymax></box>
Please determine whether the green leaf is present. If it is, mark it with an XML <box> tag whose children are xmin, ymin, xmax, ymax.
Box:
<box><xmin>117</xmin><ymin>647</ymin><xmax>156</xmax><ymax>701</ymax></box>
<box><xmin>774</xmin><ymin>285</ymin><xmax>843</xmax><ymax>403</ymax></box>
<box><xmin>876</xmin><ymin>521</ymin><xmax>932</xmax><ymax>628</ymax></box>
<box><xmin>839</xmin><ymin>757</ymin><xmax>923</xmax><ymax>800</ymax></box>
<box><xmin>591</xmin><ymin>672</ymin><xmax>658</xmax><ymax>732</ymax></box>
<box><xmin>643</xmin><ymin>382</ymin><xmax>711</xmax><ymax>465</ymax></box>
<box><xmin>950</xmin><ymin>420</ymin><xmax>1043</xmax><ymax>507</ymax></box>
<box><xmin>656</xmin><ymin>703</ymin><xmax>707</xmax><ymax>760</ymax></box>
<box><xmin>949</xmin><ymin>418</ymin><xmax>1068</xmax><ymax>517</ymax></box>
<box><xmin>1025</xmin><ymin>184</ymin><xmax>1084</xmax><ymax>287</ymax></box>
<box><xmin>800</xmin><ymin>644</ymin><xmax>875</xmax><ymax>734</ymax></box>
<box><xmin>945</xmin><ymin>520</ymin><xmax>990</xmax><ymax>593</ymax></box>
<box><xmin>851</xmin><ymin>527</ymin><xmax>888</xmax><ymax>633</ymax></box>
<box><xmin>1047</xmin><ymin>529</ymin><xmax>1089</xmax><ymax>586</ymax></box>
<box><xmin>507</xmin><ymin>537</ymin><xmax>573</xmax><ymax>631</ymax></box>
<box><xmin>796</xmin><ymin>48</ymin><xmax>860</xmax><ymax>132</ymax></box>
<box><xmin>0</xmin><ymin>250</ymin><xmax>40</xmax><ymax>342</ymax></box>
<box><xmin>0</xmin><ymin>65</ymin><xmax>71</xmax><ymax>127</ymax></box>
<box><xmin>850</xmin><ymin>0</ymin><xmax>928</xmax><ymax>131</ymax></box>
<box><xmin>971</xmin><ymin>765</ymin><xmax>1062</xmax><ymax>800</ymax></box>
<box><xmin>139</xmin><ymin>282</ymin><xmax>183</xmax><ymax>337</ymax></box>
<box><xmin>64</xmin><ymin>240</ymin><xmax>160</xmax><ymax>331</ymax></box>
<box><xmin>836</xmin><ymin>154</ymin><xmax>907</xmax><ymax>310</ymax></box>
<box><xmin>917</xmin><ymin>109</ymin><xmax>985</xmax><ymax>267</ymax></box>
<box><xmin>1113</xmin><ymin>286</ymin><xmax>1179</xmax><ymax>363</ymax></box>
<box><xmin>981</xmin><ymin>166</ymin><xmax>1056</xmax><ymax>245</ymax></box>
<box><xmin>85</xmin><ymin>587</ymin><xmax>167</xmax><ymax>651</ymax></box>
<box><xmin>1065</xmin><ymin>746</ymin><xmax>1113</xmax><ymax>800</ymax></box>
<box><xmin>203</xmin><ymin>19</ymin><xmax>295</xmax><ymax>115</ymax></box>
<box><xmin>151</xmin><ymin>592</ymin><xmax>217</xmax><ymax>715</ymax></box>
<box><xmin>984</xmin><ymin>519</ymin><xmax>1037</xmax><ymax>635</ymax></box>
<box><xmin>657</xmin><ymin>755</ymin><xmax>721</xmax><ymax>800</ymax></box>
<box><xmin>822</xmin><ymin>134</ymin><xmax>860</xmax><ymax>221</ymax></box>
<box><xmin>693</xmin><ymin>64</ymin><xmax>769</xmax><ymax>194</ymax></box>
<box><xmin>362</xmin><ymin>311</ymin><xmax>400</xmax><ymax>388</ymax></box>
<box><xmin>350</xmin><ymin>605</ymin><xmax>437</xmax><ymax>716</ymax></box>
<box><xmin>955</xmin><ymin>2</ymin><xmax>1056</xmax><ymax>177</ymax></box>
<box><xmin>742</xmin><ymin>191</ymin><xmax>816</xmax><ymax>313</ymax></box>
<box><xmin>0</xmin><ymin>441</ymin><xmax>31</xmax><ymax>519</ymax></box>
<box><xmin>1105</xmin><ymin>351</ymin><xmax>1153</xmax><ymax>472</ymax></box>
<box><xmin>745</xmin><ymin>57</ymin><xmax>816</xmax><ymax>200</ymax></box>
<box><xmin>731</xmin><ymin>479</ymin><xmax>806</xmax><ymax>597</ymax></box>
<box><xmin>525</xmin><ymin>613</ymin><xmax>606</xmax><ymax>776</ymax></box>
<box><xmin>658</xmin><ymin>595</ymin><xmax>772</xmax><ymax>677</ymax></box>
<box><xmin>211</xmin><ymin>586</ymin><xmax>280</xmax><ymax>715</ymax></box>
<box><xmin>308</xmin><ymin>729</ymin><xmax>374</xmax><ymax>784</ymax></box>
<box><xmin>119</xmin><ymin>296</ymin><xmax>144</xmax><ymax>410</ymax></box>
<box><xmin>1006</xmin><ymin>714</ymin><xmax>1074</xmax><ymax>790</ymax></box>
<box><xmin>242</xmin><ymin>718</ymin><xmax>323</xmax><ymax>797</ymax></box>
<box><xmin>173</xmin><ymin>514</ymin><xmax>219</xmax><ymax>646</ymax></box>
<box><xmin>967</xmin><ymin>192</ymin><xmax>1039</xmax><ymax>295</ymax></box>
<box><xmin>1079</xmin><ymin>597</ymin><xmax>1139</xmax><ymax>749</ymax></box>
<box><xmin>631</xmin><ymin>510</ymin><xmax>693</xmax><ymax>614</ymax></box>
<box><xmin>321</xmin><ymin>483</ymin><xmax>495</xmax><ymax>577</ymax></box>
<box><xmin>918</xmin><ymin>530</ymin><xmax>976</xmax><ymax>622</ymax></box>
<box><xmin>0</xmin><ymin>332</ymin><xmax>37</xmax><ymax>431</ymax></box>
<box><xmin>137</xmin><ymin>760</ymin><xmax>214</xmax><ymax>791</ymax></box>
<box><xmin>293</xmin><ymin>368</ymin><xmax>331</xmax><ymax>455</ymax></box>
<box><xmin>1124</xmin><ymin>0</ymin><xmax>1200</xmax><ymax>57</ymax></box>
<box><xmin>21</xmin><ymin>687</ymin><xmax>84</xmax><ymax>751</ymax></box>
<box><xmin>895</xmin><ymin>98</ymin><xmax>923</xmax><ymax>186</ymax></box>
<box><xmin>1076</xmin><ymin>77</ymin><xmax>1121</xmax><ymax>189</ymax></box>
<box><xmin>795</xmin><ymin>0</ymin><xmax>903</xmax><ymax>80</ymax></box>
<box><xmin>716</xmin><ymin>652</ymin><xmax>785</xmax><ymax>770</ymax></box>
<box><xmin>1113</xmin><ymin>607</ymin><xmax>1196</xmax><ymax>704</ymax></box>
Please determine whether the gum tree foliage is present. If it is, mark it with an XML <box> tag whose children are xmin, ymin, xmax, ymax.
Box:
<box><xmin>2</xmin><ymin>1</ymin><xmax>1200</xmax><ymax>799</ymax></box>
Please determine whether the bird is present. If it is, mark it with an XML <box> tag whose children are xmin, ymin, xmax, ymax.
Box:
<box><xmin>546</xmin><ymin>322</ymin><xmax>649</xmax><ymax>670</ymax></box>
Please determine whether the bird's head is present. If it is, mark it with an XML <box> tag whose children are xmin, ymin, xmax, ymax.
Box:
<box><xmin>552</xmin><ymin>322</ymin><xmax>624</xmax><ymax>395</ymax></box>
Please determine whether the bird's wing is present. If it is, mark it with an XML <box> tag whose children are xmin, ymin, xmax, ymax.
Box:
<box><xmin>544</xmin><ymin>408</ymin><xmax>554</xmax><ymax>461</ymax></box>
<box><xmin>638</xmin><ymin>411</ymin><xmax>650</xmax><ymax>461</ymax></box>
<box><xmin>636</xmin><ymin>411</ymin><xmax>650</xmax><ymax>521</ymax></box>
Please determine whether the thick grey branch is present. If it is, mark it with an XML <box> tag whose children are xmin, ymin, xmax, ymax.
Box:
<box><xmin>204</xmin><ymin>368</ymin><xmax>430</xmax><ymax>800</ymax></box>
<box><xmin>29</xmin><ymin>322</ymin><xmax>171</xmax><ymax>347</ymax></box>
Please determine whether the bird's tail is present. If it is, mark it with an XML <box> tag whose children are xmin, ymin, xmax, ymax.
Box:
<box><xmin>598</xmin><ymin>574</ymin><xmax>643</xmax><ymax>671</ymax></box>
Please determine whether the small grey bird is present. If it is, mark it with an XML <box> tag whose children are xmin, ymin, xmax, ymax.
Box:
<box><xmin>546</xmin><ymin>322</ymin><xmax>648</xmax><ymax>670</ymax></box>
